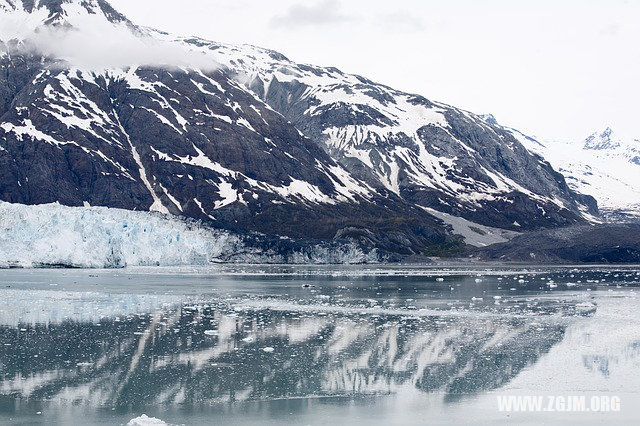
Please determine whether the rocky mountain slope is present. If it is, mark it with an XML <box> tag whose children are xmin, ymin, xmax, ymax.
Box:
<box><xmin>0</xmin><ymin>0</ymin><xmax>599</xmax><ymax>257</ymax></box>
<box><xmin>475</xmin><ymin>223</ymin><xmax>640</xmax><ymax>263</ymax></box>
<box><xmin>178</xmin><ymin>39</ymin><xmax>598</xmax><ymax>230</ymax></box>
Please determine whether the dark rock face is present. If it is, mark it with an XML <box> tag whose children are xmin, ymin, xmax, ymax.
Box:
<box><xmin>475</xmin><ymin>224</ymin><xmax>640</xmax><ymax>263</ymax></box>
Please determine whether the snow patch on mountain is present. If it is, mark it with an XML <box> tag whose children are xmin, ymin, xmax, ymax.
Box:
<box><xmin>421</xmin><ymin>207</ymin><xmax>520</xmax><ymax>247</ymax></box>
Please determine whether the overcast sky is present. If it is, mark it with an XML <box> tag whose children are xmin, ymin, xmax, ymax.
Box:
<box><xmin>110</xmin><ymin>0</ymin><xmax>640</xmax><ymax>141</ymax></box>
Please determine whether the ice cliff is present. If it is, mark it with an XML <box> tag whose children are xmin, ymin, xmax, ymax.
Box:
<box><xmin>0</xmin><ymin>202</ymin><xmax>380</xmax><ymax>267</ymax></box>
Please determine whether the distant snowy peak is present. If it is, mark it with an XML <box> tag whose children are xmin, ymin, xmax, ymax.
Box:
<box><xmin>479</xmin><ymin>116</ymin><xmax>640</xmax><ymax>221</ymax></box>
<box><xmin>582</xmin><ymin>127</ymin><xmax>640</xmax><ymax>164</ymax></box>
<box><xmin>584</xmin><ymin>127</ymin><xmax>620</xmax><ymax>150</ymax></box>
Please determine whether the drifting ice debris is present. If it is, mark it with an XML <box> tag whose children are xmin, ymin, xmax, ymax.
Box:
<box><xmin>576</xmin><ymin>302</ymin><xmax>597</xmax><ymax>313</ymax></box>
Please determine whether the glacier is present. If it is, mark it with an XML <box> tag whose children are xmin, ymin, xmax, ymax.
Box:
<box><xmin>0</xmin><ymin>202</ymin><xmax>381</xmax><ymax>268</ymax></box>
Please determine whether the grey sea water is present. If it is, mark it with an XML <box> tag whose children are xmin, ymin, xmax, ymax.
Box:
<box><xmin>0</xmin><ymin>265</ymin><xmax>639</xmax><ymax>425</ymax></box>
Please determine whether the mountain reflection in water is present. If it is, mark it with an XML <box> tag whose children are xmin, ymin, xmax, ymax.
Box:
<box><xmin>0</xmin><ymin>296</ymin><xmax>581</xmax><ymax>408</ymax></box>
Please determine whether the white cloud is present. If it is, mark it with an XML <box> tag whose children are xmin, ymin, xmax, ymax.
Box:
<box><xmin>0</xmin><ymin>6</ymin><xmax>219</xmax><ymax>71</ymax></box>
<box><xmin>269</xmin><ymin>0</ymin><xmax>354</xmax><ymax>29</ymax></box>
<box><xmin>376</xmin><ymin>11</ymin><xmax>425</xmax><ymax>33</ymax></box>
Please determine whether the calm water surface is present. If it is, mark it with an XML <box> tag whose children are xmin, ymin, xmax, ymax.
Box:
<box><xmin>0</xmin><ymin>265</ymin><xmax>639</xmax><ymax>425</ymax></box>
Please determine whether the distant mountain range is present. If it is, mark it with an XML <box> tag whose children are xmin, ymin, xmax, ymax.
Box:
<box><xmin>0</xmin><ymin>0</ymin><xmax>625</xmax><ymax>260</ymax></box>
<box><xmin>483</xmin><ymin>115</ymin><xmax>640</xmax><ymax>221</ymax></box>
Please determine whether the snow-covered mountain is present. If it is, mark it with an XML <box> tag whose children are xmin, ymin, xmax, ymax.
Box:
<box><xmin>491</xmin><ymin>120</ymin><xmax>640</xmax><ymax>221</ymax></box>
<box><xmin>183</xmin><ymin>40</ymin><xmax>597</xmax><ymax>229</ymax></box>
<box><xmin>0</xmin><ymin>0</ymin><xmax>599</xmax><ymax>258</ymax></box>
<box><xmin>0</xmin><ymin>0</ymin><xmax>128</xmax><ymax>25</ymax></box>
<box><xmin>557</xmin><ymin>129</ymin><xmax>640</xmax><ymax>220</ymax></box>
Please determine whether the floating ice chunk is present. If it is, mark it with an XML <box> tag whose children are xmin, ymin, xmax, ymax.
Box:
<box><xmin>127</xmin><ymin>415</ymin><xmax>168</xmax><ymax>426</ymax></box>
<box><xmin>576</xmin><ymin>302</ymin><xmax>596</xmax><ymax>311</ymax></box>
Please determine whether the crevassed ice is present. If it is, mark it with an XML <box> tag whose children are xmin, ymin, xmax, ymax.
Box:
<box><xmin>0</xmin><ymin>202</ymin><xmax>379</xmax><ymax>268</ymax></box>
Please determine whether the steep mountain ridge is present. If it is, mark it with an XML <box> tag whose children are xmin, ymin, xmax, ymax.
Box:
<box><xmin>2</xmin><ymin>50</ymin><xmax>461</xmax><ymax>253</ymax></box>
<box><xmin>0</xmin><ymin>2</ymin><xmax>458</xmax><ymax>255</ymax></box>
<box><xmin>171</xmin><ymin>39</ymin><xmax>598</xmax><ymax>230</ymax></box>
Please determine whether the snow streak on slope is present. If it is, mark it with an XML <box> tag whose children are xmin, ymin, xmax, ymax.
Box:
<box><xmin>420</xmin><ymin>207</ymin><xmax>520</xmax><ymax>247</ymax></box>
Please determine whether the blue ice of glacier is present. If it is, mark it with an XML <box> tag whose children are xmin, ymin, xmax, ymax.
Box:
<box><xmin>0</xmin><ymin>201</ymin><xmax>242</xmax><ymax>268</ymax></box>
